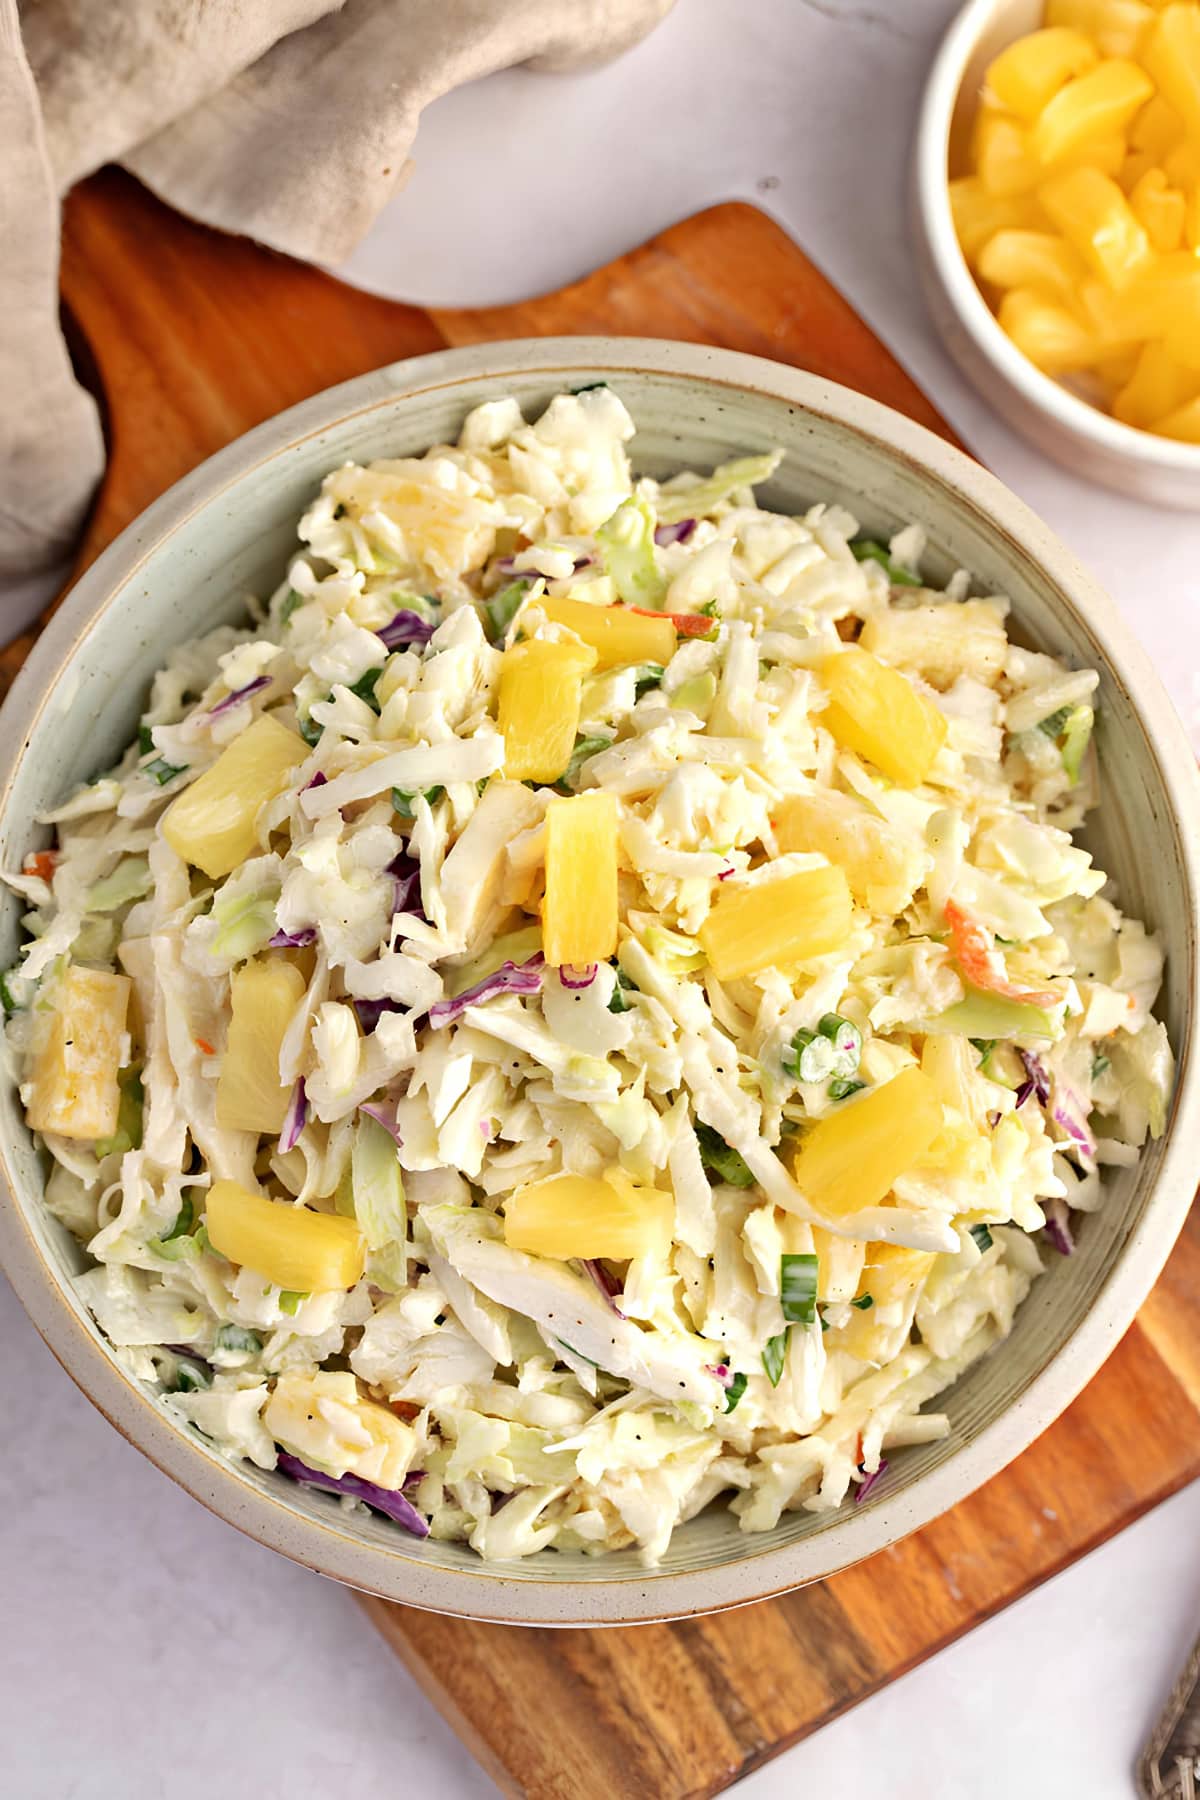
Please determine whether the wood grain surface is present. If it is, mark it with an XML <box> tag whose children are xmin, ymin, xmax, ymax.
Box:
<box><xmin>34</xmin><ymin>166</ymin><xmax>1200</xmax><ymax>1800</ymax></box>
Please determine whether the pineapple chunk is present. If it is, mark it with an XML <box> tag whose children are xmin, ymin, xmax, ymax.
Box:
<box><xmin>997</xmin><ymin>287</ymin><xmax>1106</xmax><ymax>371</ymax></box>
<box><xmin>820</xmin><ymin>647</ymin><xmax>947</xmax><ymax>787</ymax></box>
<box><xmin>503</xmin><ymin>1168</ymin><xmax>672</xmax><ymax>1261</ymax></box>
<box><xmin>541</xmin><ymin>791</ymin><xmax>618</xmax><ymax>966</ymax></box>
<box><xmin>949</xmin><ymin>179</ymin><xmax>1044</xmax><ymax>262</ymax></box>
<box><xmin>1143</xmin><ymin>3</ymin><xmax>1200</xmax><ymax>138</ymax></box>
<box><xmin>1112</xmin><ymin>340</ymin><xmax>1200</xmax><ymax>424</ymax></box>
<box><xmin>1038</xmin><ymin>167</ymin><xmax>1151</xmax><ymax>287</ymax></box>
<box><xmin>789</xmin><ymin>1066</ymin><xmax>944</xmax><ymax>1218</ymax></box>
<box><xmin>1128</xmin><ymin>168</ymin><xmax>1186</xmax><ymax>253</ymax></box>
<box><xmin>1030</xmin><ymin>58</ymin><xmax>1153</xmax><ymax>166</ymax></box>
<box><xmin>1044</xmin><ymin>0</ymin><xmax>1155</xmax><ymax>59</ymax></box>
<box><xmin>858</xmin><ymin>1242</ymin><xmax>939</xmax><ymax>1306</ymax></box>
<box><xmin>1153</xmin><ymin>397</ymin><xmax>1200</xmax><ymax>442</ymax></box>
<box><xmin>986</xmin><ymin>27</ymin><xmax>1098</xmax><ymax>119</ymax></box>
<box><xmin>264</xmin><ymin>1370</ymin><xmax>414</xmax><ymax>1487</ymax></box>
<box><xmin>497</xmin><ymin>639</ymin><xmax>598</xmax><ymax>782</ymax></box>
<box><xmin>860</xmin><ymin>600</ymin><xmax>1007</xmax><ymax>689</ymax></box>
<box><xmin>539</xmin><ymin>595</ymin><xmax>676</xmax><ymax>669</ymax></box>
<box><xmin>205</xmin><ymin>1179</ymin><xmax>364</xmax><ymax>1291</ymax></box>
<box><xmin>810</xmin><ymin>1223</ymin><xmax>867</xmax><ymax>1302</ymax></box>
<box><xmin>699</xmin><ymin>864</ymin><xmax>853</xmax><ymax>980</ymax></box>
<box><xmin>162</xmin><ymin>715</ymin><xmax>305</xmax><ymax>880</ymax></box>
<box><xmin>773</xmin><ymin>791</ymin><xmax>926</xmax><ymax>917</ymax></box>
<box><xmin>977</xmin><ymin>228</ymin><xmax>1088</xmax><ymax>302</ymax></box>
<box><xmin>26</xmin><ymin>965</ymin><xmax>131</xmax><ymax>1141</ymax></box>
<box><xmin>215</xmin><ymin>959</ymin><xmax>307</xmax><ymax>1134</ymax></box>
<box><xmin>974</xmin><ymin>113</ymin><xmax>1042</xmax><ymax>197</ymax></box>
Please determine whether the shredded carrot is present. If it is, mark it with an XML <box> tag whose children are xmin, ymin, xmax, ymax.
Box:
<box><xmin>194</xmin><ymin>1036</ymin><xmax>215</xmax><ymax>1055</ymax></box>
<box><xmin>22</xmin><ymin>850</ymin><xmax>57</xmax><ymax>882</ymax></box>
<box><xmin>944</xmin><ymin>898</ymin><xmax>1060</xmax><ymax>1009</ymax></box>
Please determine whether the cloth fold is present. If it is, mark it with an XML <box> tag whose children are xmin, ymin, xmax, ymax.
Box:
<box><xmin>3</xmin><ymin>0</ymin><xmax>673</xmax><ymax>633</ymax></box>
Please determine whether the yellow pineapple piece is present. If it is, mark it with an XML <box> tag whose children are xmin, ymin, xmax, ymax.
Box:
<box><xmin>975</xmin><ymin>113</ymin><xmax>1043</xmax><ymax>196</ymax></box>
<box><xmin>1038</xmin><ymin>167</ymin><xmax>1151</xmax><ymax>287</ymax></box>
<box><xmin>1044</xmin><ymin>0</ymin><xmax>1155</xmax><ymax>58</ymax></box>
<box><xmin>264</xmin><ymin>1370</ymin><xmax>415</xmax><ymax>1486</ymax></box>
<box><xmin>773</xmin><ymin>790</ymin><xmax>925</xmax><ymax>917</ymax></box>
<box><xmin>858</xmin><ymin>1242</ymin><xmax>939</xmax><ymax>1306</ymax></box>
<box><xmin>699</xmin><ymin>864</ymin><xmax>852</xmax><ymax>980</ymax></box>
<box><xmin>1128</xmin><ymin>167</ymin><xmax>1186</xmax><ymax>251</ymax></box>
<box><xmin>820</xmin><ymin>646</ymin><xmax>948</xmax><ymax>787</ymax></box>
<box><xmin>162</xmin><ymin>715</ymin><xmax>305</xmax><ymax>880</ymax></box>
<box><xmin>810</xmin><ymin>1223</ymin><xmax>867</xmax><ymax>1303</ymax></box>
<box><xmin>497</xmin><ymin>639</ymin><xmax>598</xmax><ymax>783</ymax></box>
<box><xmin>999</xmin><ymin>285</ymin><xmax>1108</xmax><ymax>376</ymax></box>
<box><xmin>215</xmin><ymin>959</ymin><xmax>307</xmax><ymax>1135</ymax></box>
<box><xmin>205</xmin><ymin>1179</ymin><xmax>364</xmax><ymax>1291</ymax></box>
<box><xmin>1107</xmin><ymin>249</ymin><xmax>1200</xmax><ymax>339</ymax></box>
<box><xmin>949</xmin><ymin>179</ymin><xmax>1044</xmax><ymax>262</ymax></box>
<box><xmin>1129</xmin><ymin>93</ymin><xmax>1185</xmax><ymax>157</ymax></box>
<box><xmin>26</xmin><ymin>965</ymin><xmax>131</xmax><ymax>1142</ymax></box>
<box><xmin>1143</xmin><ymin>3</ymin><xmax>1200</xmax><ymax>137</ymax></box>
<box><xmin>1030</xmin><ymin>58</ymin><xmax>1153</xmax><ymax>166</ymax></box>
<box><xmin>541</xmin><ymin>791</ymin><xmax>618</xmax><ymax>966</ymax></box>
<box><xmin>977</xmin><ymin>228</ymin><xmax>1088</xmax><ymax>302</ymax></box>
<box><xmin>986</xmin><ymin>27</ymin><xmax>1098</xmax><ymax>119</ymax></box>
<box><xmin>1112</xmin><ymin>340</ymin><xmax>1200</xmax><ymax>422</ymax></box>
<box><xmin>789</xmin><ymin>1066</ymin><xmax>944</xmax><ymax>1219</ymax></box>
<box><xmin>1152</xmin><ymin>396</ymin><xmax>1200</xmax><ymax>441</ymax></box>
<box><xmin>539</xmin><ymin>595</ymin><xmax>676</xmax><ymax>669</ymax></box>
<box><xmin>502</xmin><ymin>1169</ymin><xmax>672</xmax><ymax>1261</ymax></box>
<box><xmin>860</xmin><ymin>599</ymin><xmax>1007</xmax><ymax>689</ymax></box>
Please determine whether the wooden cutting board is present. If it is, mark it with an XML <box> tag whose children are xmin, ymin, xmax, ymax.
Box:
<box><xmin>36</xmin><ymin>168</ymin><xmax>1200</xmax><ymax>1800</ymax></box>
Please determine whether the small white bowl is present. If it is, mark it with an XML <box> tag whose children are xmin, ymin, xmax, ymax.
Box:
<box><xmin>913</xmin><ymin>0</ymin><xmax>1200</xmax><ymax>509</ymax></box>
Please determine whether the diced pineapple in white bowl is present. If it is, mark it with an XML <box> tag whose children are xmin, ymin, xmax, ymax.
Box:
<box><xmin>0</xmin><ymin>338</ymin><xmax>1197</xmax><ymax>1626</ymax></box>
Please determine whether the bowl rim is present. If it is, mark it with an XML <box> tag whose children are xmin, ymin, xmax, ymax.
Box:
<box><xmin>1</xmin><ymin>334</ymin><xmax>1198</xmax><ymax>1626</ymax></box>
<box><xmin>914</xmin><ymin>0</ymin><xmax>1200</xmax><ymax>472</ymax></box>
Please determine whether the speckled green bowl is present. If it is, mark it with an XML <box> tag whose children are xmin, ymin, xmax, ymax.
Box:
<box><xmin>1</xmin><ymin>339</ymin><xmax>1197</xmax><ymax>1625</ymax></box>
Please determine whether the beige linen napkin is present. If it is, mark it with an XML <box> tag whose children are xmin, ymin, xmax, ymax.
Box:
<box><xmin>3</xmin><ymin>0</ymin><xmax>674</xmax><ymax>633</ymax></box>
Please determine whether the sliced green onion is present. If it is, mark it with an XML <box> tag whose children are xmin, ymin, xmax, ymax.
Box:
<box><xmin>94</xmin><ymin>1068</ymin><xmax>144</xmax><ymax>1158</ymax></box>
<box><xmin>817</xmin><ymin>1012</ymin><xmax>863</xmax><ymax>1076</ymax></box>
<box><xmin>969</xmin><ymin>1037</ymin><xmax>998</xmax><ymax>1072</ymax></box>
<box><xmin>608</xmin><ymin>967</ymin><xmax>636</xmax><ymax>1014</ymax></box>
<box><xmin>173</xmin><ymin>1357</ymin><xmax>211</xmax><ymax>1393</ymax></box>
<box><xmin>851</xmin><ymin>1293</ymin><xmax>874</xmax><ymax>1310</ymax></box>
<box><xmin>783</xmin><ymin>1029</ymin><xmax>836</xmax><ymax>1083</ymax></box>
<box><xmin>633</xmin><ymin>663</ymin><xmax>665</xmax><ymax>697</ymax></box>
<box><xmin>762</xmin><ymin>1329</ymin><xmax>790</xmax><ymax>1387</ymax></box>
<box><xmin>968</xmin><ymin>1223</ymin><xmax>994</xmax><ymax>1254</ymax></box>
<box><xmin>850</xmin><ymin>537</ymin><xmax>921</xmax><ymax>586</ymax></box>
<box><xmin>279</xmin><ymin>1290</ymin><xmax>308</xmax><ymax>1317</ymax></box>
<box><xmin>391</xmin><ymin>785</ymin><xmax>444</xmax><ymax>819</ymax></box>
<box><xmin>214</xmin><ymin>1323</ymin><xmax>262</xmax><ymax>1355</ymax></box>
<box><xmin>1060</xmin><ymin>705</ymin><xmax>1094</xmax><ymax>784</ymax></box>
<box><xmin>563</xmin><ymin>735</ymin><xmax>612</xmax><ymax>789</ymax></box>
<box><xmin>280</xmin><ymin>589</ymin><xmax>304</xmax><ymax>627</ymax></box>
<box><xmin>723</xmin><ymin>1371</ymin><xmax>749</xmax><ymax>1413</ymax></box>
<box><xmin>137</xmin><ymin>723</ymin><xmax>155</xmax><ymax>754</ymax></box>
<box><xmin>1038</xmin><ymin>705</ymin><xmax>1073</xmax><ymax>738</ymax></box>
<box><xmin>143</xmin><ymin>756</ymin><xmax>187</xmax><ymax>786</ymax></box>
<box><xmin>695</xmin><ymin>1124</ymin><xmax>755</xmax><ymax>1189</ymax></box>
<box><xmin>1091</xmin><ymin>1051</ymin><xmax>1111</xmax><ymax>1080</ymax></box>
<box><xmin>780</xmin><ymin>1252</ymin><xmax>819</xmax><ymax>1325</ymax></box>
<box><xmin>298</xmin><ymin>713</ymin><xmax>323</xmax><ymax>748</ymax></box>
<box><xmin>0</xmin><ymin>971</ymin><xmax>21</xmax><ymax>1017</ymax></box>
<box><xmin>346</xmin><ymin>666</ymin><xmax>385</xmax><ymax>713</ymax></box>
<box><xmin>828</xmin><ymin>1077</ymin><xmax>866</xmax><ymax>1101</ymax></box>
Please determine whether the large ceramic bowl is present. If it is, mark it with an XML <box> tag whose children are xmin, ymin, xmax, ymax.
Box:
<box><xmin>1</xmin><ymin>338</ymin><xmax>1197</xmax><ymax>1625</ymax></box>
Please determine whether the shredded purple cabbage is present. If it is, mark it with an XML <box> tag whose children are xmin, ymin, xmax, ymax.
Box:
<box><xmin>1013</xmin><ymin>1077</ymin><xmax>1037</xmax><ymax>1109</ymax></box>
<box><xmin>268</xmin><ymin>925</ymin><xmax>316</xmax><ymax>948</ymax></box>
<box><xmin>855</xmin><ymin>1458</ymin><xmax>889</xmax><ymax>1504</ymax></box>
<box><xmin>1018</xmin><ymin>1048</ymin><xmax>1051</xmax><ymax>1105</ymax></box>
<box><xmin>278</xmin><ymin>1078</ymin><xmax>307</xmax><ymax>1153</ymax></box>
<box><xmin>208</xmin><ymin>675</ymin><xmax>272</xmax><ymax>718</ymax></box>
<box><xmin>1042</xmin><ymin>1197</ymin><xmax>1075</xmax><ymax>1256</ymax></box>
<box><xmin>301</xmin><ymin>770</ymin><xmax>328</xmax><ymax>794</ymax></box>
<box><xmin>495</xmin><ymin>553</ymin><xmax>593</xmax><ymax>576</ymax></box>
<box><xmin>559</xmin><ymin>963</ymin><xmax>597</xmax><ymax>991</ymax></box>
<box><xmin>704</xmin><ymin>1362</ymin><xmax>735</xmax><ymax>1389</ymax></box>
<box><xmin>388</xmin><ymin>850</ymin><xmax>425</xmax><ymax>920</ymax></box>
<box><xmin>354</xmin><ymin>996</ymin><xmax>405</xmax><ymax>1033</ymax></box>
<box><xmin>277</xmin><ymin>1452</ymin><xmax>430</xmax><ymax>1537</ymax></box>
<box><xmin>583</xmin><ymin>1259</ymin><xmax>626</xmax><ymax>1317</ymax></box>
<box><xmin>428</xmin><ymin>954</ymin><xmax>545</xmax><ymax>1029</ymax></box>
<box><xmin>360</xmin><ymin>1099</ymin><xmax>403</xmax><ymax>1145</ymax></box>
<box><xmin>1053</xmin><ymin>1102</ymin><xmax>1096</xmax><ymax>1158</ymax></box>
<box><xmin>654</xmin><ymin>519</ymin><xmax>697</xmax><ymax>547</ymax></box>
<box><xmin>377</xmin><ymin>609</ymin><xmax>434</xmax><ymax>651</ymax></box>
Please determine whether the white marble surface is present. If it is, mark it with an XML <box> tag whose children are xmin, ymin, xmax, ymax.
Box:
<box><xmin>5</xmin><ymin>1</ymin><xmax>1199</xmax><ymax>1795</ymax></box>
